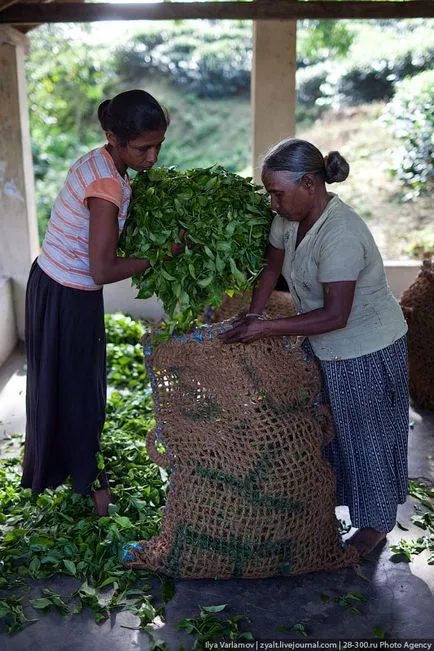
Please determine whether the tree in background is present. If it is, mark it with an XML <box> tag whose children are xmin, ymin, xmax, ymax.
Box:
<box><xmin>384</xmin><ymin>70</ymin><xmax>434</xmax><ymax>198</ymax></box>
<box><xmin>26</xmin><ymin>19</ymin><xmax>433</xmax><ymax>250</ymax></box>
<box><xmin>27</xmin><ymin>25</ymin><xmax>114</xmax><ymax>238</ymax></box>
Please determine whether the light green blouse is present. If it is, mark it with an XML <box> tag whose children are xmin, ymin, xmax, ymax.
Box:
<box><xmin>269</xmin><ymin>194</ymin><xmax>407</xmax><ymax>360</ymax></box>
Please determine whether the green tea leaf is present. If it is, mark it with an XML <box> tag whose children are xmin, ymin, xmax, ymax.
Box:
<box><xmin>118</xmin><ymin>166</ymin><xmax>272</xmax><ymax>333</ymax></box>
<box><xmin>29</xmin><ymin>598</ymin><xmax>52</xmax><ymax>610</ymax></box>
<box><xmin>201</xmin><ymin>604</ymin><xmax>227</xmax><ymax>613</ymax></box>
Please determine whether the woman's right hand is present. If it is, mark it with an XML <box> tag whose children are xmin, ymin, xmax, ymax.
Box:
<box><xmin>163</xmin><ymin>228</ymin><xmax>186</xmax><ymax>260</ymax></box>
<box><xmin>170</xmin><ymin>227</ymin><xmax>186</xmax><ymax>257</ymax></box>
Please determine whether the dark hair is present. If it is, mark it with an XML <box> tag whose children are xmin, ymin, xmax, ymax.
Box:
<box><xmin>97</xmin><ymin>89</ymin><xmax>169</xmax><ymax>143</ymax></box>
<box><xmin>262</xmin><ymin>138</ymin><xmax>349</xmax><ymax>184</ymax></box>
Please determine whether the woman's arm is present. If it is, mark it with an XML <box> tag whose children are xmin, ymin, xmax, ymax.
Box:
<box><xmin>222</xmin><ymin>280</ymin><xmax>356</xmax><ymax>344</ymax></box>
<box><xmin>249</xmin><ymin>244</ymin><xmax>285</xmax><ymax>314</ymax></box>
<box><xmin>89</xmin><ymin>198</ymin><xmax>150</xmax><ymax>285</ymax></box>
<box><xmin>88</xmin><ymin>198</ymin><xmax>183</xmax><ymax>285</ymax></box>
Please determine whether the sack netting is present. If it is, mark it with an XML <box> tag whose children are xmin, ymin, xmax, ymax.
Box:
<box><xmin>400</xmin><ymin>259</ymin><xmax>434</xmax><ymax>410</ymax></box>
<box><xmin>123</xmin><ymin>322</ymin><xmax>358</xmax><ymax>578</ymax></box>
<box><xmin>208</xmin><ymin>290</ymin><xmax>296</xmax><ymax>323</ymax></box>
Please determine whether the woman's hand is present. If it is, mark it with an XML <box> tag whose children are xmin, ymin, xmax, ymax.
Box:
<box><xmin>165</xmin><ymin>228</ymin><xmax>186</xmax><ymax>260</ymax></box>
<box><xmin>221</xmin><ymin>317</ymin><xmax>269</xmax><ymax>344</ymax></box>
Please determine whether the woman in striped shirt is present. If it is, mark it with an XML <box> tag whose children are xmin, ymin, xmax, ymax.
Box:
<box><xmin>22</xmin><ymin>89</ymin><xmax>184</xmax><ymax>515</ymax></box>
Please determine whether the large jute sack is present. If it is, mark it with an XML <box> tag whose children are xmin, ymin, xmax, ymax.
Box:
<box><xmin>400</xmin><ymin>260</ymin><xmax>434</xmax><ymax>410</ymax></box>
<box><xmin>123</xmin><ymin>323</ymin><xmax>358</xmax><ymax>578</ymax></box>
<box><xmin>209</xmin><ymin>290</ymin><xmax>296</xmax><ymax>323</ymax></box>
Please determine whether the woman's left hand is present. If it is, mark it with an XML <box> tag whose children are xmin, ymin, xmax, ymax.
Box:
<box><xmin>221</xmin><ymin>318</ymin><xmax>269</xmax><ymax>344</ymax></box>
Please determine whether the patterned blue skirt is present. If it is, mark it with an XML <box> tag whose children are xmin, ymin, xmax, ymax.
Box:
<box><xmin>315</xmin><ymin>336</ymin><xmax>409</xmax><ymax>533</ymax></box>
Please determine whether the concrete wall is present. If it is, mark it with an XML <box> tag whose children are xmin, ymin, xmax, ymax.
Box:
<box><xmin>103</xmin><ymin>280</ymin><xmax>165</xmax><ymax>321</ymax></box>
<box><xmin>384</xmin><ymin>261</ymin><xmax>422</xmax><ymax>300</ymax></box>
<box><xmin>0</xmin><ymin>276</ymin><xmax>18</xmax><ymax>365</ymax></box>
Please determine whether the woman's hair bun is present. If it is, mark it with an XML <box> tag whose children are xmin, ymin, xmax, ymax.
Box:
<box><xmin>97</xmin><ymin>99</ymin><xmax>112</xmax><ymax>131</ymax></box>
<box><xmin>324</xmin><ymin>151</ymin><xmax>350</xmax><ymax>184</ymax></box>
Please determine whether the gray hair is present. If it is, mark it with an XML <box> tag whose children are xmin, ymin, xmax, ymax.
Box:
<box><xmin>262</xmin><ymin>138</ymin><xmax>350</xmax><ymax>184</ymax></box>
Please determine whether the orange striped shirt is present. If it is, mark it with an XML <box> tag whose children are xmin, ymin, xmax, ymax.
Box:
<box><xmin>38</xmin><ymin>146</ymin><xmax>131</xmax><ymax>290</ymax></box>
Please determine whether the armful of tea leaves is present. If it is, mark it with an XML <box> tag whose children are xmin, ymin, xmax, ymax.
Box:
<box><xmin>88</xmin><ymin>198</ymin><xmax>183</xmax><ymax>285</ymax></box>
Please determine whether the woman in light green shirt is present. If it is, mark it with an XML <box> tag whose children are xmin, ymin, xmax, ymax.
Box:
<box><xmin>223</xmin><ymin>138</ymin><xmax>409</xmax><ymax>557</ymax></box>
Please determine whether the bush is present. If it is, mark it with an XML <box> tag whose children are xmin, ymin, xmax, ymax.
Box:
<box><xmin>296</xmin><ymin>62</ymin><xmax>331</xmax><ymax>107</ymax></box>
<box><xmin>319</xmin><ymin>30</ymin><xmax>434</xmax><ymax>109</ymax></box>
<box><xmin>335</xmin><ymin>47</ymin><xmax>434</xmax><ymax>106</ymax></box>
<box><xmin>114</xmin><ymin>24</ymin><xmax>252</xmax><ymax>99</ymax></box>
<box><xmin>383</xmin><ymin>70</ymin><xmax>434</xmax><ymax>196</ymax></box>
<box><xmin>104</xmin><ymin>313</ymin><xmax>144</xmax><ymax>346</ymax></box>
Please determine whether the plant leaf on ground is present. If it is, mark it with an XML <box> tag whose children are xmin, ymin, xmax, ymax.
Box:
<box><xmin>390</xmin><ymin>479</ymin><xmax>434</xmax><ymax>564</ymax></box>
<box><xmin>0</xmin><ymin>597</ymin><xmax>37</xmax><ymax>633</ymax></box>
<box><xmin>320</xmin><ymin>591</ymin><xmax>368</xmax><ymax>615</ymax></box>
<box><xmin>276</xmin><ymin>622</ymin><xmax>309</xmax><ymax>637</ymax></box>
<box><xmin>176</xmin><ymin>604</ymin><xmax>253</xmax><ymax>650</ymax></box>
<box><xmin>0</xmin><ymin>314</ymin><xmax>171</xmax><ymax>634</ymax></box>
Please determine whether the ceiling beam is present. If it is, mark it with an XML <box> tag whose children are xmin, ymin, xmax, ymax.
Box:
<box><xmin>0</xmin><ymin>0</ymin><xmax>18</xmax><ymax>11</ymax></box>
<box><xmin>1</xmin><ymin>1</ymin><xmax>434</xmax><ymax>24</ymax></box>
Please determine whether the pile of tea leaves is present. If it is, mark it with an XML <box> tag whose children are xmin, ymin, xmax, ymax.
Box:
<box><xmin>118</xmin><ymin>165</ymin><xmax>273</xmax><ymax>329</ymax></box>
<box><xmin>0</xmin><ymin>314</ymin><xmax>169</xmax><ymax>637</ymax></box>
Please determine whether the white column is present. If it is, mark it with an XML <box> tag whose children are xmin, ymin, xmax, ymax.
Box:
<box><xmin>251</xmin><ymin>20</ymin><xmax>296</xmax><ymax>182</ymax></box>
<box><xmin>0</xmin><ymin>26</ymin><xmax>39</xmax><ymax>341</ymax></box>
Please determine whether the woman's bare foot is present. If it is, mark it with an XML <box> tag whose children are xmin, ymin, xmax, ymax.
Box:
<box><xmin>347</xmin><ymin>528</ymin><xmax>387</xmax><ymax>556</ymax></box>
<box><xmin>92</xmin><ymin>488</ymin><xmax>112</xmax><ymax>516</ymax></box>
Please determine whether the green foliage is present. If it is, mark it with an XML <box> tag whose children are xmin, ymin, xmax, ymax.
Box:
<box><xmin>333</xmin><ymin>45</ymin><xmax>434</xmax><ymax>107</ymax></box>
<box><xmin>118</xmin><ymin>166</ymin><xmax>272</xmax><ymax>328</ymax></box>
<box><xmin>276</xmin><ymin>622</ymin><xmax>309</xmax><ymax>637</ymax></box>
<box><xmin>26</xmin><ymin>25</ymin><xmax>113</xmax><ymax>241</ymax></box>
<box><xmin>147</xmin><ymin>78</ymin><xmax>251</xmax><ymax>174</ymax></box>
<box><xmin>115</xmin><ymin>19</ymin><xmax>354</xmax><ymax>101</ymax></box>
<box><xmin>383</xmin><ymin>70</ymin><xmax>434</xmax><ymax>197</ymax></box>
<box><xmin>297</xmin><ymin>19</ymin><xmax>354</xmax><ymax>65</ymax></box>
<box><xmin>105</xmin><ymin>313</ymin><xmax>147</xmax><ymax>390</ymax></box>
<box><xmin>0</xmin><ymin>344</ymin><xmax>166</xmax><ymax>635</ymax></box>
<box><xmin>296</xmin><ymin>62</ymin><xmax>331</xmax><ymax>126</ymax></box>
<box><xmin>114</xmin><ymin>22</ymin><xmax>251</xmax><ymax>99</ymax></box>
<box><xmin>27</xmin><ymin>25</ymin><xmax>113</xmax><ymax>139</ymax></box>
<box><xmin>0</xmin><ymin>597</ymin><xmax>36</xmax><ymax>633</ymax></box>
<box><xmin>105</xmin><ymin>312</ymin><xmax>145</xmax><ymax>346</ymax></box>
<box><xmin>320</xmin><ymin>591</ymin><xmax>368</xmax><ymax>616</ymax></box>
<box><xmin>25</xmin><ymin>19</ymin><xmax>434</xmax><ymax>255</ymax></box>
<box><xmin>29</xmin><ymin>588</ymin><xmax>69</xmax><ymax>616</ymax></box>
<box><xmin>106</xmin><ymin>343</ymin><xmax>147</xmax><ymax>391</ymax></box>
<box><xmin>374</xmin><ymin>625</ymin><xmax>387</xmax><ymax>639</ymax></box>
<box><xmin>176</xmin><ymin>604</ymin><xmax>253</xmax><ymax>649</ymax></box>
<box><xmin>389</xmin><ymin>480</ymin><xmax>434</xmax><ymax>565</ymax></box>
<box><xmin>302</xmin><ymin>21</ymin><xmax>434</xmax><ymax>110</ymax></box>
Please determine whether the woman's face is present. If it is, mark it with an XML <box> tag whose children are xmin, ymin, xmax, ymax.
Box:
<box><xmin>262</xmin><ymin>169</ymin><xmax>311</xmax><ymax>222</ymax></box>
<box><xmin>109</xmin><ymin>128</ymin><xmax>166</xmax><ymax>173</ymax></box>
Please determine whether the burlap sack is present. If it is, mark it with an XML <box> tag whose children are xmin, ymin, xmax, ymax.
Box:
<box><xmin>400</xmin><ymin>259</ymin><xmax>434</xmax><ymax>410</ymax></box>
<box><xmin>123</xmin><ymin>322</ymin><xmax>358</xmax><ymax>578</ymax></box>
<box><xmin>209</xmin><ymin>290</ymin><xmax>296</xmax><ymax>323</ymax></box>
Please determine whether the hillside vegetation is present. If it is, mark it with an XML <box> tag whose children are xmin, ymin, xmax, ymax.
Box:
<box><xmin>26</xmin><ymin>19</ymin><xmax>434</xmax><ymax>261</ymax></box>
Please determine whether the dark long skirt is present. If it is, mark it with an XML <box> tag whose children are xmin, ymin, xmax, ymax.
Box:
<box><xmin>21</xmin><ymin>260</ymin><xmax>108</xmax><ymax>495</ymax></box>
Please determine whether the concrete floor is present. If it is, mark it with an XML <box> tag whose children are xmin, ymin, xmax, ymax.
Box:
<box><xmin>0</xmin><ymin>345</ymin><xmax>433</xmax><ymax>650</ymax></box>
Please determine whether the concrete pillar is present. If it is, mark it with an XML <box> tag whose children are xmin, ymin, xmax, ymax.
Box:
<box><xmin>251</xmin><ymin>20</ymin><xmax>296</xmax><ymax>182</ymax></box>
<box><xmin>0</xmin><ymin>27</ymin><xmax>39</xmax><ymax>341</ymax></box>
